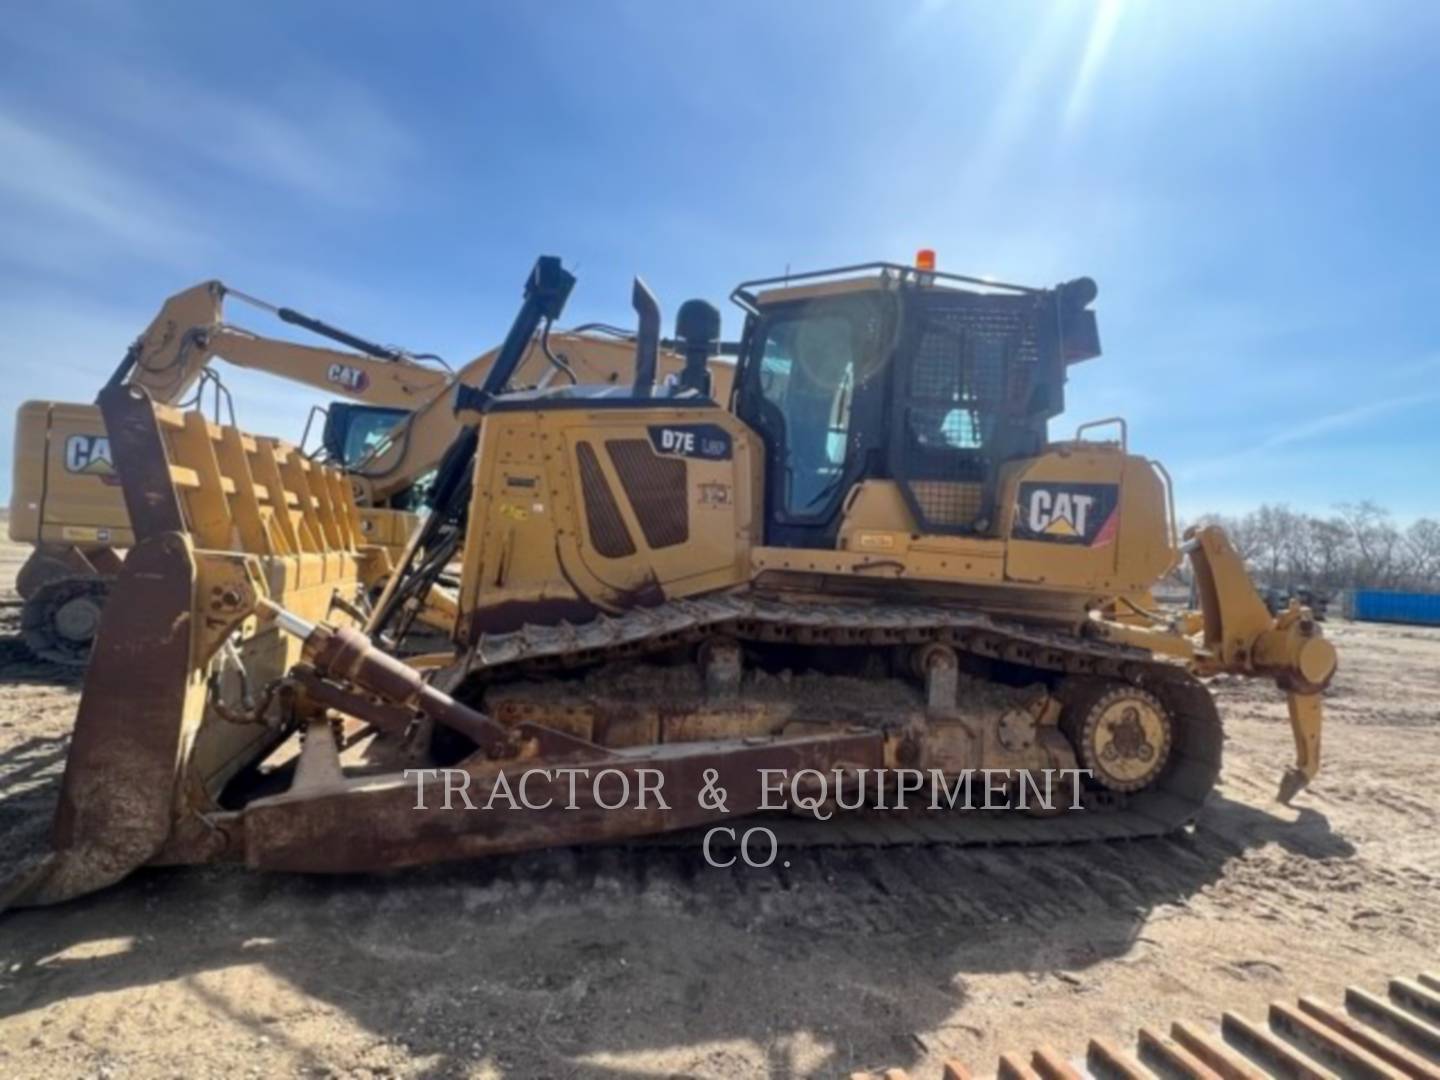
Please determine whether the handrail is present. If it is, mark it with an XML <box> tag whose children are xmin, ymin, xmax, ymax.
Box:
<box><xmin>1074</xmin><ymin>416</ymin><xmax>1128</xmax><ymax>450</ymax></box>
<box><xmin>1150</xmin><ymin>458</ymin><xmax>1180</xmax><ymax>557</ymax></box>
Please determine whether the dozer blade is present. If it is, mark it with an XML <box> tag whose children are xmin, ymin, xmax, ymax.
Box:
<box><xmin>4</xmin><ymin>382</ymin><xmax>210</xmax><ymax>908</ymax></box>
<box><xmin>3</xmin><ymin>532</ymin><xmax>199</xmax><ymax>907</ymax></box>
<box><xmin>3</xmin><ymin>384</ymin><xmax>374</xmax><ymax>909</ymax></box>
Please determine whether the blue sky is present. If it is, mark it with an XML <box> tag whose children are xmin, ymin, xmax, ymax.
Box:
<box><xmin>2</xmin><ymin>0</ymin><xmax>1436</xmax><ymax>518</ymax></box>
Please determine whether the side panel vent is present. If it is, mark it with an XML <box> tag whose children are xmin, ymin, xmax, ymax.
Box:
<box><xmin>576</xmin><ymin>441</ymin><xmax>635</xmax><ymax>558</ymax></box>
<box><xmin>606</xmin><ymin>439</ymin><xmax>689</xmax><ymax>549</ymax></box>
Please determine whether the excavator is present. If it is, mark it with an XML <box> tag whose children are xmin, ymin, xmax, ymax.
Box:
<box><xmin>9</xmin><ymin>280</ymin><xmax>725</xmax><ymax>663</ymax></box>
<box><xmin>0</xmin><ymin>253</ymin><xmax>1336</xmax><ymax>910</ymax></box>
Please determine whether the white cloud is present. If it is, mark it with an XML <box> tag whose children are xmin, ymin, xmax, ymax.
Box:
<box><xmin>96</xmin><ymin>71</ymin><xmax>419</xmax><ymax>206</ymax></box>
<box><xmin>1</xmin><ymin>7</ymin><xmax>418</xmax><ymax>209</ymax></box>
<box><xmin>0</xmin><ymin>109</ymin><xmax>206</xmax><ymax>267</ymax></box>
<box><xmin>0</xmin><ymin>295</ymin><xmax>139</xmax><ymax>387</ymax></box>
<box><xmin>1177</xmin><ymin>389</ymin><xmax>1440</xmax><ymax>482</ymax></box>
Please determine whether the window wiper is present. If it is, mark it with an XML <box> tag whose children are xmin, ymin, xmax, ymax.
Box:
<box><xmin>802</xmin><ymin>471</ymin><xmax>848</xmax><ymax>510</ymax></box>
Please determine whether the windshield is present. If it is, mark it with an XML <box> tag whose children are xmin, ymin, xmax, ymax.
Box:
<box><xmin>341</xmin><ymin>407</ymin><xmax>408</xmax><ymax>469</ymax></box>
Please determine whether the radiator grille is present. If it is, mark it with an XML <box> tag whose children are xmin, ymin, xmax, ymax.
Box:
<box><xmin>606</xmin><ymin>439</ymin><xmax>689</xmax><ymax>549</ymax></box>
<box><xmin>576</xmin><ymin>441</ymin><xmax>635</xmax><ymax>558</ymax></box>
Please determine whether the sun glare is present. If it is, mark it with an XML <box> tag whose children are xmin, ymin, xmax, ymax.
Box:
<box><xmin>1065</xmin><ymin>0</ymin><xmax>1126</xmax><ymax>130</ymax></box>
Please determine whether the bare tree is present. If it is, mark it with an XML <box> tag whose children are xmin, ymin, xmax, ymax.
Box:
<box><xmin>1338</xmin><ymin>501</ymin><xmax>1403</xmax><ymax>588</ymax></box>
<box><xmin>1189</xmin><ymin>502</ymin><xmax>1439</xmax><ymax>593</ymax></box>
<box><xmin>1402</xmin><ymin>518</ymin><xmax>1440</xmax><ymax>588</ymax></box>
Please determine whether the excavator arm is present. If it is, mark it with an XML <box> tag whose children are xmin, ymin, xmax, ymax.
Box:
<box><xmin>109</xmin><ymin>280</ymin><xmax>451</xmax><ymax>408</ymax></box>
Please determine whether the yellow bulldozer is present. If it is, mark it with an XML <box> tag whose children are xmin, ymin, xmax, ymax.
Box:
<box><xmin>10</xmin><ymin>278</ymin><xmax>723</xmax><ymax>663</ymax></box>
<box><xmin>1</xmin><ymin>254</ymin><xmax>1335</xmax><ymax>909</ymax></box>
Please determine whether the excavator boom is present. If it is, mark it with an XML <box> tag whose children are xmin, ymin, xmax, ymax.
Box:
<box><xmin>111</xmin><ymin>280</ymin><xmax>451</xmax><ymax>408</ymax></box>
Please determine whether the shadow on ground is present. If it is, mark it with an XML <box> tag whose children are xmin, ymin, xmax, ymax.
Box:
<box><xmin>0</xmin><ymin>607</ymin><xmax>1362</xmax><ymax>1076</ymax></box>
<box><xmin>0</xmin><ymin>783</ymin><xmax>1354</xmax><ymax>1078</ymax></box>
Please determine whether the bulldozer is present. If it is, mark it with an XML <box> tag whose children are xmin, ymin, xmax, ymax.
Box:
<box><xmin>10</xmin><ymin>279</ymin><xmax>726</xmax><ymax>663</ymax></box>
<box><xmin>1</xmin><ymin>253</ymin><xmax>1336</xmax><ymax>909</ymax></box>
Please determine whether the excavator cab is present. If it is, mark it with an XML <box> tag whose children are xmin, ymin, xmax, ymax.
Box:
<box><xmin>730</xmin><ymin>265</ymin><xmax>1101</xmax><ymax>551</ymax></box>
<box><xmin>318</xmin><ymin>403</ymin><xmax>436</xmax><ymax>513</ymax></box>
<box><xmin>320</xmin><ymin>403</ymin><xmax>411</xmax><ymax>469</ymax></box>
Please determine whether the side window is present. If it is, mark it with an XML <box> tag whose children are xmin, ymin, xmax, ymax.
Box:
<box><xmin>758</xmin><ymin>314</ymin><xmax>855</xmax><ymax>515</ymax></box>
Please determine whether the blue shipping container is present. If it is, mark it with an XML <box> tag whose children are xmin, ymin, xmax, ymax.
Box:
<box><xmin>1350</xmin><ymin>589</ymin><xmax>1440</xmax><ymax>626</ymax></box>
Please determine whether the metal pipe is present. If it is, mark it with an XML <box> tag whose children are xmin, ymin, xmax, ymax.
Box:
<box><xmin>258</xmin><ymin>598</ymin><xmax>318</xmax><ymax>640</ymax></box>
<box><xmin>630</xmin><ymin>276</ymin><xmax>660</xmax><ymax>396</ymax></box>
<box><xmin>226</xmin><ymin>285</ymin><xmax>404</xmax><ymax>361</ymax></box>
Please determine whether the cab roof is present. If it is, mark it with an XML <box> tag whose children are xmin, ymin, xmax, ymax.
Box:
<box><xmin>732</xmin><ymin>261</ymin><xmax>1043</xmax><ymax>313</ymax></box>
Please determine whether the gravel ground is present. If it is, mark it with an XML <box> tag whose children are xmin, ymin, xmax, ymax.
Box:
<box><xmin>0</xmin><ymin>533</ymin><xmax>1436</xmax><ymax>1079</ymax></box>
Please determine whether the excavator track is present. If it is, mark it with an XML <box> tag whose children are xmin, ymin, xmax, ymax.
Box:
<box><xmin>20</xmin><ymin>575</ymin><xmax>110</xmax><ymax>667</ymax></box>
<box><xmin>451</xmin><ymin>595</ymin><xmax>1223</xmax><ymax>850</ymax></box>
<box><xmin>857</xmin><ymin>970</ymin><xmax>1440</xmax><ymax>1080</ymax></box>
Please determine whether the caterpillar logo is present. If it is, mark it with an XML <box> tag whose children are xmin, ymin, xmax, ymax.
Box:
<box><xmin>63</xmin><ymin>434</ymin><xmax>115</xmax><ymax>477</ymax></box>
<box><xmin>1013</xmin><ymin>482</ymin><xmax>1119</xmax><ymax>546</ymax></box>
<box><xmin>327</xmin><ymin>362</ymin><xmax>370</xmax><ymax>393</ymax></box>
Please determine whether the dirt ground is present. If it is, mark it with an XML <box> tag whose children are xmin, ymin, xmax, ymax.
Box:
<box><xmin>0</xmin><ymin>534</ymin><xmax>1436</xmax><ymax>1080</ymax></box>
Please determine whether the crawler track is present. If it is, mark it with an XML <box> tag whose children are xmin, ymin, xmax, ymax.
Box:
<box><xmin>454</xmin><ymin>596</ymin><xmax>1224</xmax><ymax>848</ymax></box>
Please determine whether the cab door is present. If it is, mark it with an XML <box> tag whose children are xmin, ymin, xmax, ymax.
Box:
<box><xmin>734</xmin><ymin>291</ymin><xmax>894</xmax><ymax>551</ymax></box>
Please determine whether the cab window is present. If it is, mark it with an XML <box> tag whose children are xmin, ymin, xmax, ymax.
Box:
<box><xmin>757</xmin><ymin>313</ymin><xmax>857</xmax><ymax>515</ymax></box>
<box><xmin>340</xmin><ymin>407</ymin><xmax>408</xmax><ymax>468</ymax></box>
